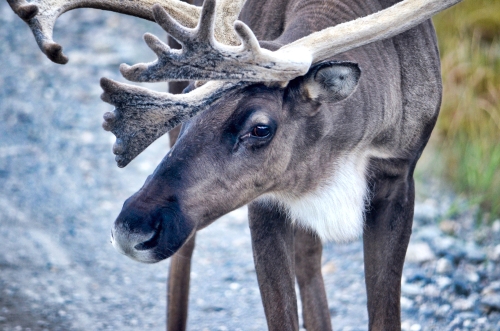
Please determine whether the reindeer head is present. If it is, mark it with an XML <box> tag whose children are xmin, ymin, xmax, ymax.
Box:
<box><xmin>8</xmin><ymin>0</ymin><xmax>462</xmax><ymax>262</ymax></box>
<box><xmin>111</xmin><ymin>60</ymin><xmax>363</xmax><ymax>262</ymax></box>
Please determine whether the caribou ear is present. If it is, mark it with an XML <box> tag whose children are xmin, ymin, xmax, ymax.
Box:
<box><xmin>301</xmin><ymin>61</ymin><xmax>361</xmax><ymax>104</ymax></box>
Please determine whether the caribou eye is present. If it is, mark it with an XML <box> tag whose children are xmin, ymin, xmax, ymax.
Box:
<box><xmin>251</xmin><ymin>125</ymin><xmax>271</xmax><ymax>138</ymax></box>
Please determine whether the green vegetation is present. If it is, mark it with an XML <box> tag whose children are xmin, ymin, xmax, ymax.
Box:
<box><xmin>421</xmin><ymin>0</ymin><xmax>500</xmax><ymax>221</ymax></box>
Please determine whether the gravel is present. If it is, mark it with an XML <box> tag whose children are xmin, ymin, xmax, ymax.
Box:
<box><xmin>1</xmin><ymin>3</ymin><xmax>499</xmax><ymax>330</ymax></box>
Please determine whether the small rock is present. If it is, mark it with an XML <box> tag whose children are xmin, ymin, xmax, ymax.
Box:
<box><xmin>321</xmin><ymin>261</ymin><xmax>336</xmax><ymax>275</ymax></box>
<box><xmin>401</xmin><ymin>320</ymin><xmax>411</xmax><ymax>331</ymax></box>
<box><xmin>400</xmin><ymin>296</ymin><xmax>414</xmax><ymax>311</ymax></box>
<box><xmin>435</xmin><ymin>304</ymin><xmax>451</xmax><ymax>319</ymax></box>
<box><xmin>413</xmin><ymin>226</ymin><xmax>441</xmax><ymax>241</ymax></box>
<box><xmin>436</xmin><ymin>276</ymin><xmax>453</xmax><ymax>289</ymax></box>
<box><xmin>456</xmin><ymin>312</ymin><xmax>479</xmax><ymax>320</ymax></box>
<box><xmin>409</xmin><ymin>324</ymin><xmax>421</xmax><ymax>331</ymax></box>
<box><xmin>406</xmin><ymin>242</ymin><xmax>436</xmax><ymax>263</ymax></box>
<box><xmin>436</xmin><ymin>257</ymin><xmax>453</xmax><ymax>274</ymax></box>
<box><xmin>477</xmin><ymin>317</ymin><xmax>487</xmax><ymax>324</ymax></box>
<box><xmin>414</xmin><ymin>200</ymin><xmax>439</xmax><ymax>223</ymax></box>
<box><xmin>453</xmin><ymin>298</ymin><xmax>475</xmax><ymax>311</ymax></box>
<box><xmin>423</xmin><ymin>284</ymin><xmax>440</xmax><ymax>298</ymax></box>
<box><xmin>481</xmin><ymin>294</ymin><xmax>500</xmax><ymax>311</ymax></box>
<box><xmin>489</xmin><ymin>244</ymin><xmax>500</xmax><ymax>261</ymax></box>
<box><xmin>464</xmin><ymin>270</ymin><xmax>479</xmax><ymax>283</ymax></box>
<box><xmin>482</xmin><ymin>281</ymin><xmax>500</xmax><ymax>296</ymax></box>
<box><xmin>464</xmin><ymin>242</ymin><xmax>486</xmax><ymax>263</ymax></box>
<box><xmin>492</xmin><ymin>220</ymin><xmax>500</xmax><ymax>233</ymax></box>
<box><xmin>418</xmin><ymin>303</ymin><xmax>436</xmax><ymax>318</ymax></box>
<box><xmin>401</xmin><ymin>283</ymin><xmax>422</xmax><ymax>297</ymax></box>
<box><xmin>440</xmin><ymin>219</ymin><xmax>459</xmax><ymax>235</ymax></box>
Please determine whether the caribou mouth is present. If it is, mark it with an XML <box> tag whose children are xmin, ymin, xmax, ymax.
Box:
<box><xmin>134</xmin><ymin>223</ymin><xmax>162</xmax><ymax>251</ymax></box>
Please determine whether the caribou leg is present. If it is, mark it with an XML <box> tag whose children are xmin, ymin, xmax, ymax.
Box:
<box><xmin>166</xmin><ymin>234</ymin><xmax>196</xmax><ymax>331</ymax></box>
<box><xmin>165</xmin><ymin>111</ymin><xmax>195</xmax><ymax>331</ymax></box>
<box><xmin>165</xmin><ymin>32</ymin><xmax>194</xmax><ymax>330</ymax></box>
<box><xmin>363</xmin><ymin>161</ymin><xmax>415</xmax><ymax>331</ymax></box>
<box><xmin>248</xmin><ymin>201</ymin><xmax>299</xmax><ymax>331</ymax></box>
<box><xmin>294</xmin><ymin>228</ymin><xmax>332</xmax><ymax>331</ymax></box>
<box><xmin>166</xmin><ymin>107</ymin><xmax>195</xmax><ymax>331</ymax></box>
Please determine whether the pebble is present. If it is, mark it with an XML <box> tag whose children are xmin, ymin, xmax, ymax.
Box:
<box><xmin>401</xmin><ymin>297</ymin><xmax>414</xmax><ymax>311</ymax></box>
<box><xmin>406</xmin><ymin>242</ymin><xmax>435</xmax><ymax>263</ymax></box>
<box><xmin>481</xmin><ymin>294</ymin><xmax>500</xmax><ymax>311</ymax></box>
<box><xmin>464</xmin><ymin>242</ymin><xmax>486</xmax><ymax>263</ymax></box>
<box><xmin>440</xmin><ymin>219</ymin><xmax>459</xmax><ymax>235</ymax></box>
<box><xmin>452</xmin><ymin>298</ymin><xmax>475</xmax><ymax>311</ymax></box>
<box><xmin>435</xmin><ymin>304</ymin><xmax>451</xmax><ymax>318</ymax></box>
<box><xmin>435</xmin><ymin>257</ymin><xmax>453</xmax><ymax>274</ymax></box>
<box><xmin>401</xmin><ymin>284</ymin><xmax>422</xmax><ymax>297</ymax></box>
<box><xmin>413</xmin><ymin>200</ymin><xmax>439</xmax><ymax>223</ymax></box>
<box><xmin>490</xmin><ymin>244</ymin><xmax>500</xmax><ymax>261</ymax></box>
<box><xmin>492</xmin><ymin>220</ymin><xmax>500</xmax><ymax>233</ymax></box>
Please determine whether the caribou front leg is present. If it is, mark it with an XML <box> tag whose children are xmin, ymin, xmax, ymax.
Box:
<box><xmin>165</xmin><ymin>74</ymin><xmax>194</xmax><ymax>331</ymax></box>
<box><xmin>248</xmin><ymin>201</ymin><xmax>299</xmax><ymax>331</ymax></box>
<box><xmin>166</xmin><ymin>118</ymin><xmax>196</xmax><ymax>331</ymax></box>
<box><xmin>363</xmin><ymin>162</ymin><xmax>415</xmax><ymax>331</ymax></box>
<box><xmin>167</xmin><ymin>235</ymin><xmax>196</xmax><ymax>331</ymax></box>
<box><xmin>294</xmin><ymin>228</ymin><xmax>332</xmax><ymax>331</ymax></box>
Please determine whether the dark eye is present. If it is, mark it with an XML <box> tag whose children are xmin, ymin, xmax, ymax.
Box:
<box><xmin>251</xmin><ymin>125</ymin><xmax>271</xmax><ymax>138</ymax></box>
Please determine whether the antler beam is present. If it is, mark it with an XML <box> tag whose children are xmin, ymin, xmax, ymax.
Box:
<box><xmin>280</xmin><ymin>0</ymin><xmax>462</xmax><ymax>64</ymax></box>
<box><xmin>120</xmin><ymin>0</ymin><xmax>462</xmax><ymax>83</ymax></box>
<box><xmin>6</xmin><ymin>0</ymin><xmax>249</xmax><ymax>64</ymax></box>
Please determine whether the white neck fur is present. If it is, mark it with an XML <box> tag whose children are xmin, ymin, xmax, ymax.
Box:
<box><xmin>262</xmin><ymin>152</ymin><xmax>369</xmax><ymax>243</ymax></box>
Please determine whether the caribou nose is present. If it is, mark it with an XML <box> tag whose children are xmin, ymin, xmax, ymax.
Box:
<box><xmin>110</xmin><ymin>207</ymin><xmax>163</xmax><ymax>263</ymax></box>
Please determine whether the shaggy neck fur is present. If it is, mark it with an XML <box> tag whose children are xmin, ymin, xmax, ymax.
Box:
<box><xmin>263</xmin><ymin>152</ymin><xmax>370</xmax><ymax>243</ymax></box>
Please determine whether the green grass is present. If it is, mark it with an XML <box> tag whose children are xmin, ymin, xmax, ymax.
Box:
<box><xmin>419</xmin><ymin>0</ymin><xmax>500</xmax><ymax>221</ymax></box>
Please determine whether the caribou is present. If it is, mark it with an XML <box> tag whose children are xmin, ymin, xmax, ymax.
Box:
<box><xmin>8</xmin><ymin>0</ymin><xmax>463</xmax><ymax>329</ymax></box>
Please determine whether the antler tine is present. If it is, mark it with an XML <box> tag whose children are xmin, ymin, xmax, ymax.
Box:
<box><xmin>120</xmin><ymin>0</ymin><xmax>310</xmax><ymax>82</ymax></box>
<box><xmin>7</xmin><ymin>0</ymin><xmax>202</xmax><ymax>64</ymax></box>
<box><xmin>197</xmin><ymin>0</ymin><xmax>217</xmax><ymax>43</ymax></box>
<box><xmin>152</xmin><ymin>4</ymin><xmax>196</xmax><ymax>45</ymax></box>
<box><xmin>144</xmin><ymin>33</ymin><xmax>172</xmax><ymax>58</ymax></box>
<box><xmin>7</xmin><ymin>0</ymin><xmax>38</xmax><ymax>20</ymax></box>
<box><xmin>100</xmin><ymin>78</ymin><xmax>248</xmax><ymax>167</ymax></box>
<box><xmin>233</xmin><ymin>21</ymin><xmax>262</xmax><ymax>54</ymax></box>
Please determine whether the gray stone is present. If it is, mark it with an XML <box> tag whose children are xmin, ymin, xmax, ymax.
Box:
<box><xmin>406</xmin><ymin>242</ymin><xmax>436</xmax><ymax>263</ymax></box>
<box><xmin>436</xmin><ymin>257</ymin><xmax>454</xmax><ymax>274</ymax></box>
<box><xmin>481</xmin><ymin>294</ymin><xmax>500</xmax><ymax>311</ymax></box>
<box><xmin>489</xmin><ymin>244</ymin><xmax>500</xmax><ymax>261</ymax></box>
<box><xmin>452</xmin><ymin>298</ymin><xmax>475</xmax><ymax>311</ymax></box>
<box><xmin>400</xmin><ymin>297</ymin><xmax>414</xmax><ymax>311</ymax></box>
<box><xmin>413</xmin><ymin>226</ymin><xmax>441</xmax><ymax>241</ymax></box>
<box><xmin>436</xmin><ymin>276</ymin><xmax>453</xmax><ymax>290</ymax></box>
<box><xmin>401</xmin><ymin>284</ymin><xmax>422</xmax><ymax>297</ymax></box>
<box><xmin>435</xmin><ymin>304</ymin><xmax>451</xmax><ymax>319</ymax></box>
<box><xmin>414</xmin><ymin>200</ymin><xmax>439</xmax><ymax>223</ymax></box>
<box><xmin>464</xmin><ymin>242</ymin><xmax>486</xmax><ymax>263</ymax></box>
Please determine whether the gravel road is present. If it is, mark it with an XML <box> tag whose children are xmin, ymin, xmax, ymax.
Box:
<box><xmin>1</xmin><ymin>2</ymin><xmax>500</xmax><ymax>330</ymax></box>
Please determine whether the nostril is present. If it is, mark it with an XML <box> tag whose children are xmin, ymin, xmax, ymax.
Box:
<box><xmin>134</xmin><ymin>222</ymin><xmax>162</xmax><ymax>251</ymax></box>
